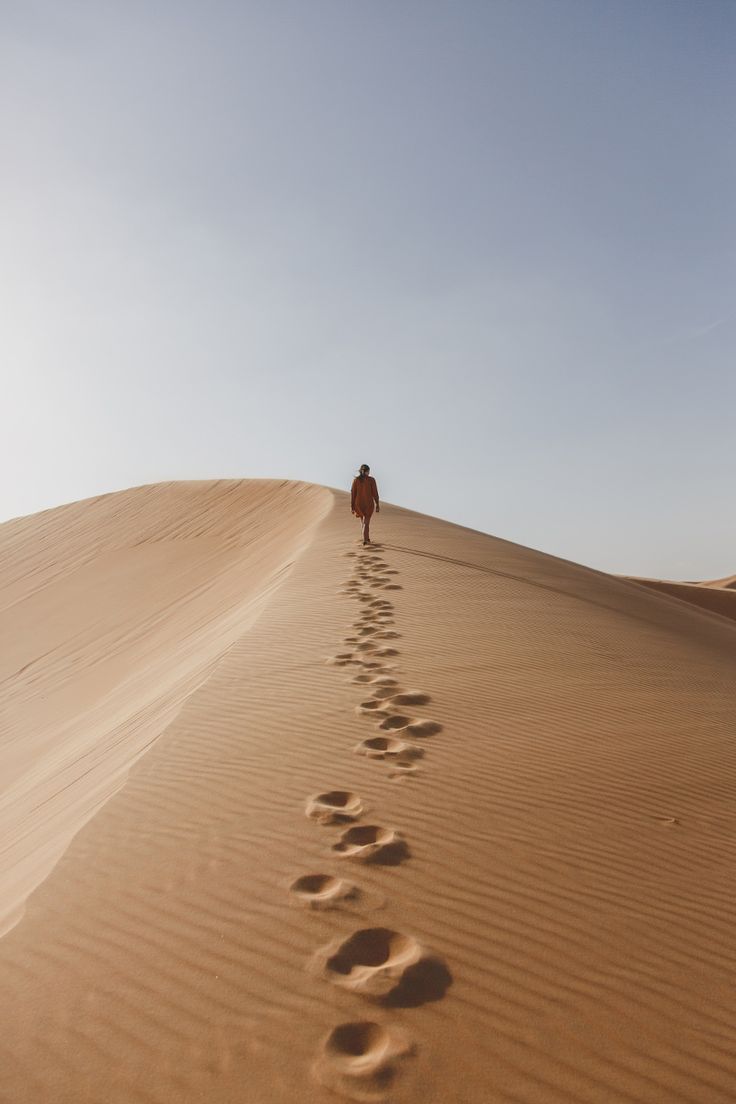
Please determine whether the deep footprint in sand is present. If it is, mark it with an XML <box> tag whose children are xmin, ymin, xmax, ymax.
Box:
<box><xmin>333</xmin><ymin>825</ymin><xmax>408</xmax><ymax>864</ymax></box>
<box><xmin>307</xmin><ymin>791</ymin><xmax>364</xmax><ymax>825</ymax></box>
<box><xmin>369</xmin><ymin>685</ymin><xmax>401</xmax><ymax>700</ymax></box>
<box><xmin>386</xmin><ymin>691</ymin><xmax>430</xmax><ymax>707</ymax></box>
<box><xmin>355</xmin><ymin>735</ymin><xmax>423</xmax><ymax>761</ymax></box>
<box><xmin>356</xmin><ymin>700</ymin><xmax>390</xmax><ymax>716</ymax></box>
<box><xmin>320</xmin><ymin>928</ymin><xmax>422</xmax><ymax>997</ymax></box>
<box><xmin>404</xmin><ymin>719</ymin><xmax>443</xmax><ymax>738</ymax></box>
<box><xmin>316</xmin><ymin>929</ymin><xmax>452</xmax><ymax>1007</ymax></box>
<box><xmin>373</xmin><ymin>647</ymin><xmax>400</xmax><ymax>658</ymax></box>
<box><xmin>327</xmin><ymin>654</ymin><xmax>360</xmax><ymax>667</ymax></box>
<box><xmin>314</xmin><ymin>1020</ymin><xmax>414</xmax><ymax>1101</ymax></box>
<box><xmin>377</xmin><ymin>714</ymin><xmax>412</xmax><ymax>731</ymax></box>
<box><xmin>377</xmin><ymin>715</ymin><xmax>442</xmax><ymax>737</ymax></box>
<box><xmin>359</xmin><ymin>658</ymin><xmax>396</xmax><ymax>670</ymax></box>
<box><xmin>289</xmin><ymin>874</ymin><xmax>359</xmax><ymax>910</ymax></box>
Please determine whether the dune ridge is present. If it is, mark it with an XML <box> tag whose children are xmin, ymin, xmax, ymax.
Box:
<box><xmin>1</xmin><ymin>480</ymin><xmax>735</xmax><ymax>1103</ymax></box>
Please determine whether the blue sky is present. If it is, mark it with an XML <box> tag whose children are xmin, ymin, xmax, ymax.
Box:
<box><xmin>1</xmin><ymin>1</ymin><xmax>733</xmax><ymax>577</ymax></box>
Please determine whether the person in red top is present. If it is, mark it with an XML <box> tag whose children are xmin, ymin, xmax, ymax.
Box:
<box><xmin>351</xmin><ymin>464</ymin><xmax>380</xmax><ymax>545</ymax></box>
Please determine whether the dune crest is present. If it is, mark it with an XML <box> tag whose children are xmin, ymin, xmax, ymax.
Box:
<box><xmin>1</xmin><ymin>480</ymin><xmax>736</xmax><ymax>1103</ymax></box>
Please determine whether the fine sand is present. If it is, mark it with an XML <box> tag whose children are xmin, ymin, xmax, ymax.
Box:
<box><xmin>1</xmin><ymin>479</ymin><xmax>735</xmax><ymax>1103</ymax></box>
<box><xmin>626</xmin><ymin>575</ymin><xmax>736</xmax><ymax>623</ymax></box>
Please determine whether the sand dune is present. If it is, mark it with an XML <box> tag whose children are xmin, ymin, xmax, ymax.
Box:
<box><xmin>700</xmin><ymin>574</ymin><xmax>736</xmax><ymax>590</ymax></box>
<box><xmin>1</xmin><ymin>480</ymin><xmax>736</xmax><ymax>1103</ymax></box>
<box><xmin>627</xmin><ymin>575</ymin><xmax>736</xmax><ymax>622</ymax></box>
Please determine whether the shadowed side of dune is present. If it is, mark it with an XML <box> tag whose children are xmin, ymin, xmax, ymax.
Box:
<box><xmin>0</xmin><ymin>479</ymin><xmax>333</xmax><ymax>935</ymax></box>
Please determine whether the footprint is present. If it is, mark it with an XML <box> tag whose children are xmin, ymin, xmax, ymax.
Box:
<box><xmin>351</xmin><ymin>673</ymin><xmax>375</xmax><ymax>684</ymax></box>
<box><xmin>319</xmin><ymin>928</ymin><xmax>422</xmax><ymax>999</ymax></box>
<box><xmin>307</xmin><ymin>791</ymin><xmax>363</xmax><ymax>825</ymax></box>
<box><xmin>333</xmin><ymin>825</ymin><xmax>408</xmax><ymax>865</ymax></box>
<box><xmin>404</xmin><ymin>719</ymin><xmax>442</xmax><ymax>738</ymax></box>
<box><xmin>376</xmin><ymin>630</ymin><xmax>400</xmax><ymax>640</ymax></box>
<box><xmin>355</xmin><ymin>736</ymin><xmax>422</xmax><ymax>761</ymax></box>
<box><xmin>370</xmin><ymin>685</ymin><xmax>400</xmax><ymax>700</ymax></box>
<box><xmin>289</xmin><ymin>874</ymin><xmax>358</xmax><ymax>910</ymax></box>
<box><xmin>356</xmin><ymin>642</ymin><xmax>378</xmax><ymax>653</ymax></box>
<box><xmin>356</xmin><ymin>700</ymin><xmax>390</xmax><ymax>716</ymax></box>
<box><xmin>377</xmin><ymin>715</ymin><xmax>411</xmax><ymax>731</ymax></box>
<box><xmin>373</xmin><ymin>647</ymin><xmax>400</xmax><ymax>658</ymax></box>
<box><xmin>387</xmin><ymin>692</ymin><xmax>430</xmax><ymax>707</ymax></box>
<box><xmin>358</xmin><ymin>626</ymin><xmax>379</xmax><ymax>636</ymax></box>
<box><xmin>314</xmin><ymin>1021</ymin><xmax>413</xmax><ymax>1101</ymax></box>
<box><xmin>317</xmin><ymin>928</ymin><xmax>452</xmax><ymax>1007</ymax></box>
<box><xmin>384</xmin><ymin>585</ymin><xmax>402</xmax><ymax>591</ymax></box>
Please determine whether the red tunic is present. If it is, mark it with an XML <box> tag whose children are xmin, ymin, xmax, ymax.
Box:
<box><xmin>351</xmin><ymin>476</ymin><xmax>379</xmax><ymax>518</ymax></box>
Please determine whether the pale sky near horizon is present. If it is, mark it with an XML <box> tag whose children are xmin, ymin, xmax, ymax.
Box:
<box><xmin>2</xmin><ymin>1</ymin><xmax>734</xmax><ymax>579</ymax></box>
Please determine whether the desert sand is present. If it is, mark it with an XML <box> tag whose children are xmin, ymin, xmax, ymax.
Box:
<box><xmin>626</xmin><ymin>574</ymin><xmax>736</xmax><ymax>623</ymax></box>
<box><xmin>1</xmin><ymin>479</ymin><xmax>735</xmax><ymax>1103</ymax></box>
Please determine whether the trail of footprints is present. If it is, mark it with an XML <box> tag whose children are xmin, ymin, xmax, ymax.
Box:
<box><xmin>289</xmin><ymin>547</ymin><xmax>449</xmax><ymax>1100</ymax></box>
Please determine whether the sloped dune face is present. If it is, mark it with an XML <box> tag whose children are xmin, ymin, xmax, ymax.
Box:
<box><xmin>627</xmin><ymin>575</ymin><xmax>736</xmax><ymax>621</ymax></box>
<box><xmin>0</xmin><ymin>480</ymin><xmax>332</xmax><ymax>935</ymax></box>
<box><xmin>2</xmin><ymin>484</ymin><xmax>736</xmax><ymax>1103</ymax></box>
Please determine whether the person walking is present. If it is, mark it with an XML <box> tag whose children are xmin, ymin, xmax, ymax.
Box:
<box><xmin>351</xmin><ymin>464</ymin><xmax>380</xmax><ymax>545</ymax></box>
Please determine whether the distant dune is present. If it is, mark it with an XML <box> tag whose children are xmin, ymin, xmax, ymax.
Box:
<box><xmin>701</xmin><ymin>573</ymin><xmax>736</xmax><ymax>590</ymax></box>
<box><xmin>626</xmin><ymin>574</ymin><xmax>736</xmax><ymax>622</ymax></box>
<box><xmin>1</xmin><ymin>480</ymin><xmax>735</xmax><ymax>1103</ymax></box>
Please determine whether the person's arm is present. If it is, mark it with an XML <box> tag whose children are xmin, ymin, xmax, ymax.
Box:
<box><xmin>351</xmin><ymin>478</ymin><xmax>357</xmax><ymax>513</ymax></box>
<box><xmin>372</xmin><ymin>478</ymin><xmax>380</xmax><ymax>512</ymax></box>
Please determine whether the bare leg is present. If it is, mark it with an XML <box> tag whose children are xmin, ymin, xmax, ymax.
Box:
<box><xmin>362</xmin><ymin>513</ymin><xmax>372</xmax><ymax>544</ymax></box>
